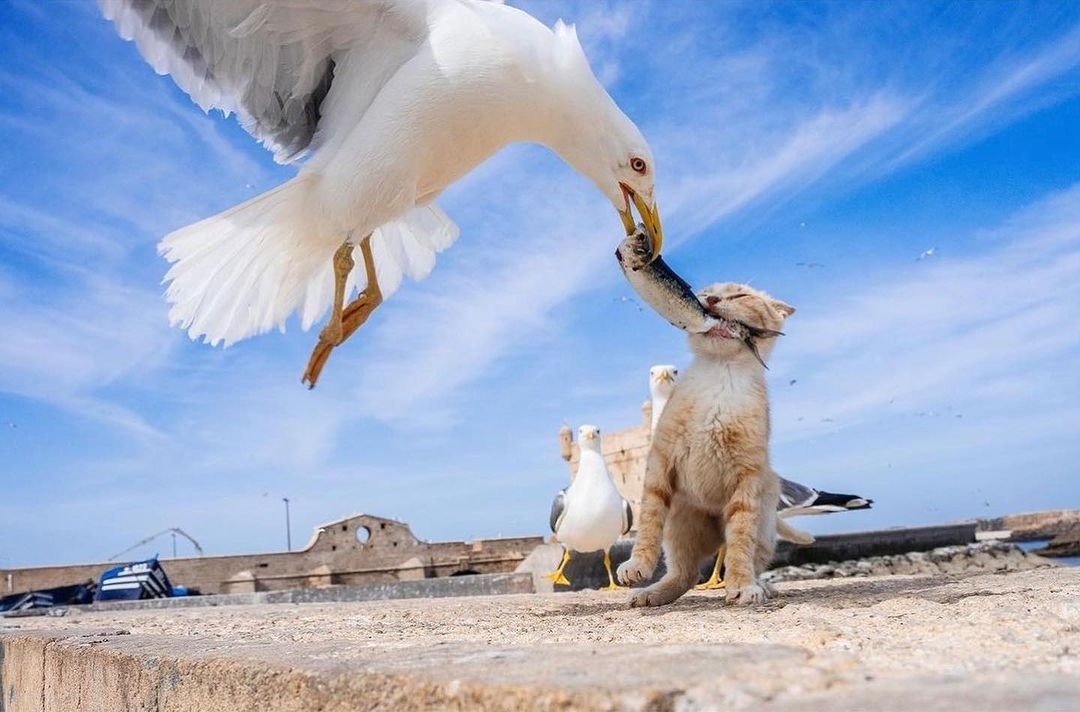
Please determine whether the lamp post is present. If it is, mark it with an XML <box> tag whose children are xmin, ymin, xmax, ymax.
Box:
<box><xmin>283</xmin><ymin>497</ymin><xmax>292</xmax><ymax>552</ymax></box>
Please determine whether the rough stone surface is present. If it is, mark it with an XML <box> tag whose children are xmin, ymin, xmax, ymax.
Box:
<box><xmin>2</xmin><ymin>567</ymin><xmax>1077</xmax><ymax>711</ymax></box>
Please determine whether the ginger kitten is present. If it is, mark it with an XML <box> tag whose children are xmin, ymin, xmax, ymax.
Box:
<box><xmin>617</xmin><ymin>282</ymin><xmax>795</xmax><ymax>606</ymax></box>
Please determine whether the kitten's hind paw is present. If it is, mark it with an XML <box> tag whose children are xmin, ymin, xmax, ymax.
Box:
<box><xmin>726</xmin><ymin>582</ymin><xmax>769</xmax><ymax>606</ymax></box>
<box><xmin>616</xmin><ymin>557</ymin><xmax>654</xmax><ymax>586</ymax></box>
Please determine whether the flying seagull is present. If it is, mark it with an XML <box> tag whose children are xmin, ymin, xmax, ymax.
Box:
<box><xmin>548</xmin><ymin>425</ymin><xmax>633</xmax><ymax>590</ymax></box>
<box><xmin>99</xmin><ymin>0</ymin><xmax>663</xmax><ymax>387</ymax></box>
<box><xmin>645</xmin><ymin>365</ymin><xmax>872</xmax><ymax>590</ymax></box>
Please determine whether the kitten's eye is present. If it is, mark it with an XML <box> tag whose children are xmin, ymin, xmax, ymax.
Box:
<box><xmin>727</xmin><ymin>293</ymin><xmax>750</xmax><ymax>300</ymax></box>
<box><xmin>630</xmin><ymin>157</ymin><xmax>647</xmax><ymax>174</ymax></box>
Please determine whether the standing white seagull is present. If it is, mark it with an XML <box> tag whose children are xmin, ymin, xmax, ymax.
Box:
<box><xmin>99</xmin><ymin>0</ymin><xmax>663</xmax><ymax>387</ymax></box>
<box><xmin>548</xmin><ymin>425</ymin><xmax>633</xmax><ymax>590</ymax></box>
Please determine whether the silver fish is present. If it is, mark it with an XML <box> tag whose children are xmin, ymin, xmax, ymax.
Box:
<box><xmin>615</xmin><ymin>226</ymin><xmax>782</xmax><ymax>368</ymax></box>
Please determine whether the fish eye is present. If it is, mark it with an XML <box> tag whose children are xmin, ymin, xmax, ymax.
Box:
<box><xmin>630</xmin><ymin>157</ymin><xmax>647</xmax><ymax>174</ymax></box>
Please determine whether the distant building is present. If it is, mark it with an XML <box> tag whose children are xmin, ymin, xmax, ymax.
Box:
<box><xmin>1</xmin><ymin>513</ymin><xmax>543</xmax><ymax>597</ymax></box>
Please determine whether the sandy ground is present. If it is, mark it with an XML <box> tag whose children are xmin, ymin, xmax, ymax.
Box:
<box><xmin>3</xmin><ymin>566</ymin><xmax>1079</xmax><ymax>711</ymax></box>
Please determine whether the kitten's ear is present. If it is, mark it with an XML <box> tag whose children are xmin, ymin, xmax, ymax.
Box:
<box><xmin>772</xmin><ymin>300</ymin><xmax>796</xmax><ymax>318</ymax></box>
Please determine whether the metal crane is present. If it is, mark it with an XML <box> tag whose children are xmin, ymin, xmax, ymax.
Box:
<box><xmin>107</xmin><ymin>528</ymin><xmax>204</xmax><ymax>562</ymax></box>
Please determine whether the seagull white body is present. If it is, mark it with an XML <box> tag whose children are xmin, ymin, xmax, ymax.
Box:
<box><xmin>554</xmin><ymin>428</ymin><xmax>628</xmax><ymax>554</ymax></box>
<box><xmin>99</xmin><ymin>0</ymin><xmax>660</xmax><ymax>350</ymax></box>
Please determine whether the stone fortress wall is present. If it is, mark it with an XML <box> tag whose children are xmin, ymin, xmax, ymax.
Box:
<box><xmin>2</xmin><ymin>514</ymin><xmax>543</xmax><ymax>596</ymax></box>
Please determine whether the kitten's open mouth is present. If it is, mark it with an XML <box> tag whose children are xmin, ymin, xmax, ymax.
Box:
<box><xmin>705</xmin><ymin>323</ymin><xmax>737</xmax><ymax>339</ymax></box>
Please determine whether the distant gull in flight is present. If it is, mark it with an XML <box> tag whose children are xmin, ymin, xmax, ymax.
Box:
<box><xmin>99</xmin><ymin>0</ymin><xmax>663</xmax><ymax>387</ymax></box>
<box><xmin>548</xmin><ymin>425</ymin><xmax>633</xmax><ymax>590</ymax></box>
<box><xmin>917</xmin><ymin>247</ymin><xmax>937</xmax><ymax>261</ymax></box>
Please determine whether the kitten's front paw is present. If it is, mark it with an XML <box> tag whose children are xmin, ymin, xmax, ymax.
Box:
<box><xmin>616</xmin><ymin>556</ymin><xmax>654</xmax><ymax>586</ymax></box>
<box><xmin>629</xmin><ymin>586</ymin><xmax>680</xmax><ymax>608</ymax></box>
<box><xmin>726</xmin><ymin>582</ymin><xmax>768</xmax><ymax>606</ymax></box>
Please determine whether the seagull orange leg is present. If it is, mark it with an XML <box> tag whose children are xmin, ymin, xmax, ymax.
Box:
<box><xmin>317</xmin><ymin>241</ymin><xmax>356</xmax><ymax>347</ymax></box>
<box><xmin>601</xmin><ymin>550</ymin><xmax>623</xmax><ymax>591</ymax></box>
<box><xmin>302</xmin><ymin>234</ymin><xmax>382</xmax><ymax>388</ymax></box>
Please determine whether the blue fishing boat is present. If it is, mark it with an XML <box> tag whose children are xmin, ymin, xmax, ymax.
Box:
<box><xmin>0</xmin><ymin>582</ymin><xmax>96</xmax><ymax>613</ymax></box>
<box><xmin>95</xmin><ymin>557</ymin><xmax>174</xmax><ymax>602</ymax></box>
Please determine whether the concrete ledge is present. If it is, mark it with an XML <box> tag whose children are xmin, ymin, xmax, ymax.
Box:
<box><xmin>2</xmin><ymin>567</ymin><xmax>1077</xmax><ymax>711</ymax></box>
<box><xmin>2</xmin><ymin>573</ymin><xmax>534</xmax><ymax>617</ymax></box>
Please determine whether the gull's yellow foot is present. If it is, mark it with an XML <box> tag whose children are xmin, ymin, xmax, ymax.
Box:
<box><xmin>601</xmin><ymin>550</ymin><xmax>624</xmax><ymax>591</ymax></box>
<box><xmin>695</xmin><ymin>546</ymin><xmax>726</xmax><ymax>591</ymax></box>
<box><xmin>545</xmin><ymin>570</ymin><xmax>571</xmax><ymax>586</ymax></box>
<box><xmin>545</xmin><ymin>548</ymin><xmax>572</xmax><ymax>587</ymax></box>
<box><xmin>694</xmin><ymin>574</ymin><xmax>725</xmax><ymax>591</ymax></box>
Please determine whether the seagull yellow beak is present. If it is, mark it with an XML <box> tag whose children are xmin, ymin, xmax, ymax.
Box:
<box><xmin>619</xmin><ymin>182</ymin><xmax>663</xmax><ymax>259</ymax></box>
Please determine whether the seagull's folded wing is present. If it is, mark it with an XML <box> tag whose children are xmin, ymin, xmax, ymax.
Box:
<box><xmin>98</xmin><ymin>0</ymin><xmax>427</xmax><ymax>163</ymax></box>
<box><xmin>778</xmin><ymin>475</ymin><xmax>818</xmax><ymax>511</ymax></box>
<box><xmin>549</xmin><ymin>489</ymin><xmax>567</xmax><ymax>535</ymax></box>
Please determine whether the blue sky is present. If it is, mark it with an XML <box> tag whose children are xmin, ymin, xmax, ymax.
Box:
<box><xmin>1</xmin><ymin>1</ymin><xmax>1078</xmax><ymax>568</ymax></box>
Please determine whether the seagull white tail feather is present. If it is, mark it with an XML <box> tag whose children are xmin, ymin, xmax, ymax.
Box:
<box><xmin>160</xmin><ymin>177</ymin><xmax>458</xmax><ymax>346</ymax></box>
<box><xmin>777</xmin><ymin>519</ymin><xmax>815</xmax><ymax>546</ymax></box>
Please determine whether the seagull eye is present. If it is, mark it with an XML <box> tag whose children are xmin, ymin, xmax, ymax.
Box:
<box><xmin>630</xmin><ymin>157</ymin><xmax>647</xmax><ymax>174</ymax></box>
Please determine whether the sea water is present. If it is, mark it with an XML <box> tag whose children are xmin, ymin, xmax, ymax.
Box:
<box><xmin>1016</xmin><ymin>539</ymin><xmax>1080</xmax><ymax>567</ymax></box>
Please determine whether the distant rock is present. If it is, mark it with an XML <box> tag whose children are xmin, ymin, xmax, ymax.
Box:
<box><xmin>1037</xmin><ymin>527</ymin><xmax>1080</xmax><ymax>558</ymax></box>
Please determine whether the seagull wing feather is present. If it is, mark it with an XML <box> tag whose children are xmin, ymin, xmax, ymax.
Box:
<box><xmin>549</xmin><ymin>489</ymin><xmax>567</xmax><ymax>535</ymax></box>
<box><xmin>97</xmin><ymin>0</ymin><xmax>427</xmax><ymax>164</ymax></box>
<box><xmin>779</xmin><ymin>476</ymin><xmax>818</xmax><ymax>510</ymax></box>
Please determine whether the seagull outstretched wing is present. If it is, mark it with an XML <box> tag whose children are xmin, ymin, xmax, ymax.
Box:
<box><xmin>99</xmin><ymin>0</ymin><xmax>425</xmax><ymax>163</ymax></box>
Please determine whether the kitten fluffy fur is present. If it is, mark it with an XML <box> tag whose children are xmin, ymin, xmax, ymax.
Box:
<box><xmin>617</xmin><ymin>282</ymin><xmax>796</xmax><ymax>607</ymax></box>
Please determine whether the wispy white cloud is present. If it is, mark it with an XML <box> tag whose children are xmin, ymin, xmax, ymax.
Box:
<box><xmin>879</xmin><ymin>21</ymin><xmax>1080</xmax><ymax>173</ymax></box>
<box><xmin>763</xmin><ymin>182</ymin><xmax>1080</xmax><ymax>518</ymax></box>
<box><xmin>663</xmin><ymin>94</ymin><xmax>910</xmax><ymax>240</ymax></box>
